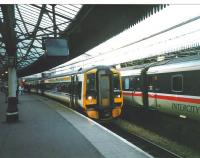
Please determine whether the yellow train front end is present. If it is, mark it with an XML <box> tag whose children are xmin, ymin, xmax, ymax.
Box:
<box><xmin>82</xmin><ymin>67</ymin><xmax>123</xmax><ymax>120</ymax></box>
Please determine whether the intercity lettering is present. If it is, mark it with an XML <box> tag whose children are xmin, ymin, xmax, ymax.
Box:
<box><xmin>172</xmin><ymin>103</ymin><xmax>200</xmax><ymax>114</ymax></box>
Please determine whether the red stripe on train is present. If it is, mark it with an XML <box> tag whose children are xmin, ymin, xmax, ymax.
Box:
<box><xmin>123</xmin><ymin>92</ymin><xmax>142</xmax><ymax>97</ymax></box>
<box><xmin>123</xmin><ymin>91</ymin><xmax>200</xmax><ymax>104</ymax></box>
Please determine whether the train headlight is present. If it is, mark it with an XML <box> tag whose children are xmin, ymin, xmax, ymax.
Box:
<box><xmin>88</xmin><ymin>96</ymin><xmax>93</xmax><ymax>100</ymax></box>
<box><xmin>117</xmin><ymin>94</ymin><xmax>121</xmax><ymax>98</ymax></box>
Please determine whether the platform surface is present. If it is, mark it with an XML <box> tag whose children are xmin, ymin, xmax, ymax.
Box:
<box><xmin>0</xmin><ymin>92</ymin><xmax>152</xmax><ymax>158</ymax></box>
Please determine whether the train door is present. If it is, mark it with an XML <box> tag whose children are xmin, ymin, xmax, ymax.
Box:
<box><xmin>70</xmin><ymin>75</ymin><xmax>75</xmax><ymax>107</ymax></box>
<box><xmin>129</xmin><ymin>77</ymin><xmax>135</xmax><ymax>105</ymax></box>
<box><xmin>123</xmin><ymin>77</ymin><xmax>132</xmax><ymax>105</ymax></box>
<box><xmin>74</xmin><ymin>75</ymin><xmax>79</xmax><ymax>108</ymax></box>
<box><xmin>147</xmin><ymin>75</ymin><xmax>157</xmax><ymax>108</ymax></box>
<box><xmin>130</xmin><ymin>76</ymin><xmax>143</xmax><ymax>105</ymax></box>
<box><xmin>98</xmin><ymin>70</ymin><xmax>111</xmax><ymax>107</ymax></box>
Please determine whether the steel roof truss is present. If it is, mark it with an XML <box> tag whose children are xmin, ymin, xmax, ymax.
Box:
<box><xmin>16</xmin><ymin>5</ymin><xmax>31</xmax><ymax>36</ymax></box>
<box><xmin>45</xmin><ymin>7</ymin><xmax>61</xmax><ymax>35</ymax></box>
<box><xmin>31</xmin><ymin>4</ymin><xmax>72</xmax><ymax>21</ymax></box>
<box><xmin>19</xmin><ymin>4</ymin><xmax>46</xmax><ymax>63</ymax></box>
<box><xmin>16</xmin><ymin>19</ymin><xmax>53</xmax><ymax>34</ymax></box>
<box><xmin>43</xmin><ymin>21</ymin><xmax>70</xmax><ymax>30</ymax></box>
<box><xmin>16</xmin><ymin>23</ymin><xmax>26</xmax><ymax>38</ymax></box>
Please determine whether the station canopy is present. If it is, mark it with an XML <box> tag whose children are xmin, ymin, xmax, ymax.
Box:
<box><xmin>0</xmin><ymin>4</ymin><xmax>82</xmax><ymax>73</ymax></box>
<box><xmin>1</xmin><ymin>4</ymin><xmax>200</xmax><ymax>80</ymax></box>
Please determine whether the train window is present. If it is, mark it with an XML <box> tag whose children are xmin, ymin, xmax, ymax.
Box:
<box><xmin>134</xmin><ymin>77</ymin><xmax>141</xmax><ymax>91</ymax></box>
<box><xmin>172</xmin><ymin>75</ymin><xmax>183</xmax><ymax>92</ymax></box>
<box><xmin>74</xmin><ymin>81</ymin><xmax>82</xmax><ymax>99</ymax></box>
<box><xmin>130</xmin><ymin>77</ymin><xmax>140</xmax><ymax>91</ymax></box>
<box><xmin>86</xmin><ymin>73</ymin><xmax>97</xmax><ymax>99</ymax></box>
<box><xmin>148</xmin><ymin>76</ymin><xmax>154</xmax><ymax>91</ymax></box>
<box><xmin>113</xmin><ymin>73</ymin><xmax>120</xmax><ymax>90</ymax></box>
<box><xmin>129</xmin><ymin>77</ymin><xmax>134</xmax><ymax>90</ymax></box>
<box><xmin>87</xmin><ymin>74</ymin><xmax>96</xmax><ymax>90</ymax></box>
<box><xmin>125</xmin><ymin>77</ymin><xmax>129</xmax><ymax>90</ymax></box>
<box><xmin>78</xmin><ymin>82</ymin><xmax>82</xmax><ymax>99</ymax></box>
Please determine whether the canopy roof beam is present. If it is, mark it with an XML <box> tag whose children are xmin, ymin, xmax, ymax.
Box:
<box><xmin>23</xmin><ymin>4</ymin><xmax>46</xmax><ymax>61</ymax></box>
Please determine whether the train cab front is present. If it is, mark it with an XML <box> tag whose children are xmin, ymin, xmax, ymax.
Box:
<box><xmin>84</xmin><ymin>67</ymin><xmax>123</xmax><ymax>120</ymax></box>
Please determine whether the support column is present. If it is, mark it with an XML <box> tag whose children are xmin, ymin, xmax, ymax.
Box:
<box><xmin>1</xmin><ymin>5</ymin><xmax>18</xmax><ymax>122</ymax></box>
<box><xmin>6</xmin><ymin>64</ymin><xmax>18</xmax><ymax>122</ymax></box>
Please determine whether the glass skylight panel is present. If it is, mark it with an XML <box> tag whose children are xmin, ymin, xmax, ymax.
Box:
<box><xmin>0</xmin><ymin>8</ymin><xmax>3</xmax><ymax>22</ymax></box>
<box><xmin>21</xmin><ymin>39</ymin><xmax>32</xmax><ymax>44</ymax></box>
<box><xmin>21</xmin><ymin>17</ymin><xmax>38</xmax><ymax>27</ymax></box>
<box><xmin>15</xmin><ymin>25</ymin><xmax>22</xmax><ymax>32</ymax></box>
<box><xmin>61</xmin><ymin>5</ymin><xmax>75</xmax><ymax>12</ymax></box>
<box><xmin>18</xmin><ymin>7</ymin><xmax>39</xmax><ymax>18</ymax></box>
<box><xmin>36</xmin><ymin>30</ymin><xmax>45</xmax><ymax>36</ymax></box>
<box><xmin>25</xmin><ymin>25</ymin><xmax>35</xmax><ymax>32</ymax></box>
<box><xmin>16</xmin><ymin>21</ymin><xmax>25</xmax><ymax>28</ymax></box>
<box><xmin>46</xmin><ymin>5</ymin><xmax>54</xmax><ymax>11</ymax></box>
<box><xmin>0</xmin><ymin>46</ymin><xmax>5</xmax><ymax>51</ymax></box>
<box><xmin>18</xmin><ymin>5</ymin><xmax>40</xmax><ymax>20</ymax></box>
<box><xmin>55</xmin><ymin>15</ymin><xmax>69</xmax><ymax>23</ymax></box>
<box><xmin>56</xmin><ymin>6</ymin><xmax>75</xmax><ymax>19</ymax></box>
<box><xmin>32</xmin><ymin>40</ymin><xmax>42</xmax><ymax>48</ymax></box>
<box><xmin>58</xmin><ymin>24</ymin><xmax>69</xmax><ymax>31</ymax></box>
<box><xmin>28</xmin><ymin>5</ymin><xmax>42</xmax><ymax>13</ymax></box>
<box><xmin>51</xmin><ymin>15</ymin><xmax>66</xmax><ymax>23</ymax></box>
<box><xmin>16</xmin><ymin>28</ymin><xmax>26</xmax><ymax>36</ymax></box>
<box><xmin>40</xmin><ymin>14</ymin><xmax>54</xmax><ymax>28</ymax></box>
<box><xmin>69</xmin><ymin>4</ymin><xmax>82</xmax><ymax>11</ymax></box>
<box><xmin>16</xmin><ymin>43</ymin><xmax>23</xmax><ymax>49</ymax></box>
<box><xmin>59</xmin><ymin>5</ymin><xmax>77</xmax><ymax>14</ymax></box>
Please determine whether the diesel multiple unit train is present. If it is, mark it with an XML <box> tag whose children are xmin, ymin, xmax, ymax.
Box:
<box><xmin>121</xmin><ymin>55</ymin><xmax>200</xmax><ymax>121</ymax></box>
<box><xmin>24</xmin><ymin>55</ymin><xmax>200</xmax><ymax>122</ymax></box>
<box><xmin>25</xmin><ymin>66</ymin><xmax>123</xmax><ymax>120</ymax></box>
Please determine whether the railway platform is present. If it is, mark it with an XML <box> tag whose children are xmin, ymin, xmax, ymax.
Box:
<box><xmin>0</xmin><ymin>92</ymin><xmax>152</xmax><ymax>158</ymax></box>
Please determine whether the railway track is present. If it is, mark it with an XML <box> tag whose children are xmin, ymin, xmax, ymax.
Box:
<box><xmin>103</xmin><ymin>121</ymin><xmax>183</xmax><ymax>158</ymax></box>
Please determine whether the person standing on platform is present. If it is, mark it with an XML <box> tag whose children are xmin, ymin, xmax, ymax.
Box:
<box><xmin>18</xmin><ymin>85</ymin><xmax>22</xmax><ymax>95</ymax></box>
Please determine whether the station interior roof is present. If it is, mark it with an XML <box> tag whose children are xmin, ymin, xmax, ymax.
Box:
<box><xmin>0</xmin><ymin>4</ymin><xmax>166</xmax><ymax>78</ymax></box>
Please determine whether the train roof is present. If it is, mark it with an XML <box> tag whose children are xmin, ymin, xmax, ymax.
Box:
<box><xmin>120</xmin><ymin>55</ymin><xmax>200</xmax><ymax>75</ymax></box>
<box><xmin>43</xmin><ymin>65</ymin><xmax>116</xmax><ymax>80</ymax></box>
<box><xmin>154</xmin><ymin>55</ymin><xmax>200</xmax><ymax>66</ymax></box>
<box><xmin>148</xmin><ymin>55</ymin><xmax>200</xmax><ymax>74</ymax></box>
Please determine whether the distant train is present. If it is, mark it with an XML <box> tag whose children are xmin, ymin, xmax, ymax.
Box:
<box><xmin>24</xmin><ymin>66</ymin><xmax>123</xmax><ymax>120</ymax></box>
<box><xmin>120</xmin><ymin>55</ymin><xmax>200</xmax><ymax>121</ymax></box>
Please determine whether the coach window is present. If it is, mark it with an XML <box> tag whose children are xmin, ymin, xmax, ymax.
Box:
<box><xmin>172</xmin><ymin>75</ymin><xmax>183</xmax><ymax>92</ymax></box>
<box><xmin>135</xmin><ymin>77</ymin><xmax>141</xmax><ymax>91</ymax></box>
<box><xmin>78</xmin><ymin>82</ymin><xmax>82</xmax><ymax>99</ymax></box>
<box><xmin>124</xmin><ymin>77</ymin><xmax>129</xmax><ymax>90</ymax></box>
<box><xmin>86</xmin><ymin>73</ymin><xmax>96</xmax><ymax>97</ymax></box>
<box><xmin>148</xmin><ymin>76</ymin><xmax>154</xmax><ymax>91</ymax></box>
